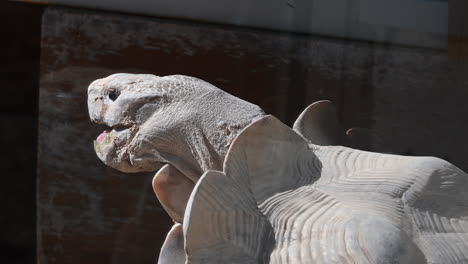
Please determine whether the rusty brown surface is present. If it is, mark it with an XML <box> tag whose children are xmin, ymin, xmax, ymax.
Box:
<box><xmin>449</xmin><ymin>0</ymin><xmax>468</xmax><ymax>63</ymax></box>
<box><xmin>38</xmin><ymin>6</ymin><xmax>468</xmax><ymax>264</ymax></box>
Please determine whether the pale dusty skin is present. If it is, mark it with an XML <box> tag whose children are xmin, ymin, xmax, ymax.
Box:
<box><xmin>88</xmin><ymin>74</ymin><xmax>468</xmax><ymax>264</ymax></box>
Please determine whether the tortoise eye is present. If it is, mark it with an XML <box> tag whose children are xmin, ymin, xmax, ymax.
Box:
<box><xmin>108</xmin><ymin>89</ymin><xmax>120</xmax><ymax>101</ymax></box>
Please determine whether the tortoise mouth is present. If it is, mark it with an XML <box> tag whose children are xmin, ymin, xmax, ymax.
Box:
<box><xmin>91</xmin><ymin>120</ymin><xmax>144</xmax><ymax>173</ymax></box>
<box><xmin>96</xmin><ymin>129</ymin><xmax>111</xmax><ymax>142</ymax></box>
<box><xmin>94</xmin><ymin>123</ymin><xmax>134</xmax><ymax>142</ymax></box>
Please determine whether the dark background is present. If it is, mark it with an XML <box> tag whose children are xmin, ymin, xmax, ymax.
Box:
<box><xmin>0</xmin><ymin>1</ymin><xmax>43</xmax><ymax>263</ymax></box>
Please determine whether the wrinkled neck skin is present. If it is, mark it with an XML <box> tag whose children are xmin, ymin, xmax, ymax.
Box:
<box><xmin>139</xmin><ymin>89</ymin><xmax>266</xmax><ymax>182</ymax></box>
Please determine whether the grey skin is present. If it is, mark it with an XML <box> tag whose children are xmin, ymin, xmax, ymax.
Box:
<box><xmin>88</xmin><ymin>73</ymin><xmax>265</xmax><ymax>182</ymax></box>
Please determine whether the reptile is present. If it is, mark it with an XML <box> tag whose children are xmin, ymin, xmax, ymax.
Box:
<box><xmin>88</xmin><ymin>73</ymin><xmax>468</xmax><ymax>264</ymax></box>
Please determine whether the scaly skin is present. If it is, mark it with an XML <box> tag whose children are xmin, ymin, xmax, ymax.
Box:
<box><xmin>88</xmin><ymin>73</ymin><xmax>265</xmax><ymax>181</ymax></box>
